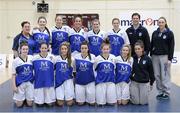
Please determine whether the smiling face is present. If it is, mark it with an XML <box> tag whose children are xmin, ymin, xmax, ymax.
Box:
<box><xmin>158</xmin><ymin>18</ymin><xmax>166</xmax><ymax>30</ymax></box>
<box><xmin>55</xmin><ymin>15</ymin><xmax>63</xmax><ymax>27</ymax></box>
<box><xmin>60</xmin><ymin>45</ymin><xmax>68</xmax><ymax>57</ymax></box>
<box><xmin>132</xmin><ymin>15</ymin><xmax>140</xmax><ymax>26</ymax></box>
<box><xmin>22</xmin><ymin>23</ymin><xmax>30</xmax><ymax>34</ymax></box>
<box><xmin>121</xmin><ymin>46</ymin><xmax>129</xmax><ymax>58</ymax></box>
<box><xmin>81</xmin><ymin>44</ymin><xmax>89</xmax><ymax>55</ymax></box>
<box><xmin>135</xmin><ymin>45</ymin><xmax>144</xmax><ymax>57</ymax></box>
<box><xmin>101</xmin><ymin>44</ymin><xmax>110</xmax><ymax>55</ymax></box>
<box><xmin>38</xmin><ymin>17</ymin><xmax>47</xmax><ymax>29</ymax></box>
<box><xmin>112</xmin><ymin>19</ymin><xmax>120</xmax><ymax>30</ymax></box>
<box><xmin>74</xmin><ymin>17</ymin><xmax>82</xmax><ymax>29</ymax></box>
<box><xmin>40</xmin><ymin>43</ymin><xmax>48</xmax><ymax>54</ymax></box>
<box><xmin>92</xmin><ymin>20</ymin><xmax>100</xmax><ymax>31</ymax></box>
<box><xmin>20</xmin><ymin>45</ymin><xmax>29</xmax><ymax>56</ymax></box>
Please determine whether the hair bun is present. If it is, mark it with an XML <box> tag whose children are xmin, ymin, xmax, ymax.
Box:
<box><xmin>104</xmin><ymin>38</ymin><xmax>110</xmax><ymax>44</ymax></box>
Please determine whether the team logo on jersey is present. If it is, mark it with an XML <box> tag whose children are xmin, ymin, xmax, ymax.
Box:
<box><xmin>112</xmin><ymin>37</ymin><xmax>120</xmax><ymax>45</ymax></box>
<box><xmin>37</xmin><ymin>35</ymin><xmax>45</xmax><ymax>43</ymax></box>
<box><xmin>56</xmin><ymin>32</ymin><xmax>65</xmax><ymax>41</ymax></box>
<box><xmin>73</xmin><ymin>36</ymin><xmax>82</xmax><ymax>45</ymax></box>
<box><xmin>163</xmin><ymin>35</ymin><xmax>167</xmax><ymax>39</ymax></box>
<box><xmin>142</xmin><ymin>60</ymin><xmax>146</xmax><ymax>64</ymax></box>
<box><xmin>22</xmin><ymin>66</ymin><xmax>31</xmax><ymax>75</ymax></box>
<box><xmin>118</xmin><ymin>65</ymin><xmax>129</xmax><ymax>75</ymax></box>
<box><xmin>91</xmin><ymin>37</ymin><xmax>99</xmax><ymax>45</ymax></box>
<box><xmin>129</xmin><ymin>32</ymin><xmax>133</xmax><ymax>35</ymax></box>
<box><xmin>158</xmin><ymin>33</ymin><xmax>162</xmax><ymax>37</ymax></box>
<box><xmin>59</xmin><ymin>63</ymin><xmax>68</xmax><ymax>72</ymax></box>
<box><xmin>139</xmin><ymin>32</ymin><xmax>142</xmax><ymax>37</ymax></box>
<box><xmin>102</xmin><ymin>64</ymin><xmax>112</xmax><ymax>73</ymax></box>
<box><xmin>40</xmin><ymin>61</ymin><xmax>49</xmax><ymax>70</ymax></box>
<box><xmin>79</xmin><ymin>62</ymin><xmax>88</xmax><ymax>71</ymax></box>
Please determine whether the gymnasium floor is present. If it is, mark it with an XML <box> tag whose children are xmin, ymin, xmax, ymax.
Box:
<box><xmin>0</xmin><ymin>63</ymin><xmax>180</xmax><ymax>112</ymax></box>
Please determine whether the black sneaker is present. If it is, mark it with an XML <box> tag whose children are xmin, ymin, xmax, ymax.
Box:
<box><xmin>161</xmin><ymin>94</ymin><xmax>169</xmax><ymax>100</ymax></box>
<box><xmin>156</xmin><ymin>93</ymin><xmax>163</xmax><ymax>99</ymax></box>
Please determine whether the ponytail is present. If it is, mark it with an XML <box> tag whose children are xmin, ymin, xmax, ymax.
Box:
<box><xmin>101</xmin><ymin>38</ymin><xmax>111</xmax><ymax>49</ymax></box>
<box><xmin>159</xmin><ymin>17</ymin><xmax>169</xmax><ymax>29</ymax></box>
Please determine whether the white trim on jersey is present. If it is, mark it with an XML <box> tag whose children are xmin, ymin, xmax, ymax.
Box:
<box><xmin>12</xmin><ymin>55</ymin><xmax>33</xmax><ymax>75</ymax></box>
<box><xmin>106</xmin><ymin>29</ymin><xmax>130</xmax><ymax>44</ymax></box>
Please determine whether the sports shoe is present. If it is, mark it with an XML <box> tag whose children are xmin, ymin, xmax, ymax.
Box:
<box><xmin>161</xmin><ymin>94</ymin><xmax>169</xmax><ymax>100</ymax></box>
<box><xmin>156</xmin><ymin>93</ymin><xmax>163</xmax><ymax>99</ymax></box>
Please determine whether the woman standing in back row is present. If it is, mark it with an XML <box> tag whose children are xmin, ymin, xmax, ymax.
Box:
<box><xmin>69</xmin><ymin>15</ymin><xmax>86</xmax><ymax>56</ymax></box>
<box><xmin>150</xmin><ymin>17</ymin><xmax>175</xmax><ymax>100</ymax></box>
<box><xmin>51</xmin><ymin>15</ymin><xmax>70</xmax><ymax>56</ymax></box>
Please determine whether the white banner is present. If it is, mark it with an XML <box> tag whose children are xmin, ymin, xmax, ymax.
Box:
<box><xmin>119</xmin><ymin>11</ymin><xmax>162</xmax><ymax>36</ymax></box>
<box><xmin>0</xmin><ymin>54</ymin><xmax>6</xmax><ymax>70</ymax></box>
<box><xmin>172</xmin><ymin>52</ymin><xmax>180</xmax><ymax>65</ymax></box>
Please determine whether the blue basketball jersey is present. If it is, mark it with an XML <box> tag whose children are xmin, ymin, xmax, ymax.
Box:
<box><xmin>74</xmin><ymin>53</ymin><xmax>96</xmax><ymax>85</ymax></box>
<box><xmin>87</xmin><ymin>30</ymin><xmax>106</xmax><ymax>56</ymax></box>
<box><xmin>32</xmin><ymin>28</ymin><xmax>50</xmax><ymax>53</ymax></box>
<box><xmin>95</xmin><ymin>54</ymin><xmax>116</xmax><ymax>84</ymax></box>
<box><xmin>69</xmin><ymin>28</ymin><xmax>86</xmax><ymax>54</ymax></box>
<box><xmin>33</xmin><ymin>54</ymin><xmax>54</xmax><ymax>89</ymax></box>
<box><xmin>18</xmin><ymin>34</ymin><xmax>35</xmax><ymax>55</ymax></box>
<box><xmin>12</xmin><ymin>55</ymin><xmax>34</xmax><ymax>86</ymax></box>
<box><xmin>55</xmin><ymin>56</ymin><xmax>73</xmax><ymax>88</ymax></box>
<box><xmin>107</xmin><ymin>29</ymin><xmax>129</xmax><ymax>56</ymax></box>
<box><xmin>115</xmin><ymin>56</ymin><xmax>133</xmax><ymax>83</ymax></box>
<box><xmin>51</xmin><ymin>26</ymin><xmax>70</xmax><ymax>55</ymax></box>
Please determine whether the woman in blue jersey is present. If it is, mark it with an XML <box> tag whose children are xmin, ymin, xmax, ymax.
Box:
<box><xmin>12</xmin><ymin>43</ymin><xmax>34</xmax><ymax>107</ymax></box>
<box><xmin>51</xmin><ymin>15</ymin><xmax>70</xmax><ymax>55</ymax></box>
<box><xmin>55</xmin><ymin>42</ymin><xmax>74</xmax><ymax>106</ymax></box>
<box><xmin>32</xmin><ymin>16</ymin><xmax>50</xmax><ymax>54</ymax></box>
<box><xmin>73</xmin><ymin>41</ymin><xmax>96</xmax><ymax>106</ymax></box>
<box><xmin>107</xmin><ymin>18</ymin><xmax>129</xmax><ymax>56</ymax></box>
<box><xmin>69</xmin><ymin>15</ymin><xmax>86</xmax><ymax>56</ymax></box>
<box><xmin>33</xmin><ymin>42</ymin><xmax>55</xmax><ymax>107</ymax></box>
<box><xmin>95</xmin><ymin>39</ymin><xmax>116</xmax><ymax>106</ymax></box>
<box><xmin>12</xmin><ymin>21</ymin><xmax>35</xmax><ymax>57</ymax></box>
<box><xmin>87</xmin><ymin>19</ymin><xmax>106</xmax><ymax>56</ymax></box>
<box><xmin>115</xmin><ymin>44</ymin><xmax>133</xmax><ymax>105</ymax></box>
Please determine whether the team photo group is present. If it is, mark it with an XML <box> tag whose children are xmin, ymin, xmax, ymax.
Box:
<box><xmin>11</xmin><ymin>12</ymin><xmax>175</xmax><ymax>108</ymax></box>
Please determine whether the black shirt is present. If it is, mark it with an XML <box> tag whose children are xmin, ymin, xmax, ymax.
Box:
<box><xmin>150</xmin><ymin>28</ymin><xmax>175</xmax><ymax>61</ymax></box>
<box><xmin>126</xmin><ymin>24</ymin><xmax>150</xmax><ymax>56</ymax></box>
<box><xmin>131</xmin><ymin>54</ymin><xmax>155</xmax><ymax>85</ymax></box>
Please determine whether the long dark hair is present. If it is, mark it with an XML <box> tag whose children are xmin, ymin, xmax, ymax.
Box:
<box><xmin>81</xmin><ymin>41</ymin><xmax>91</xmax><ymax>60</ymax></box>
<box><xmin>59</xmin><ymin>42</ymin><xmax>72</xmax><ymax>67</ymax></box>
